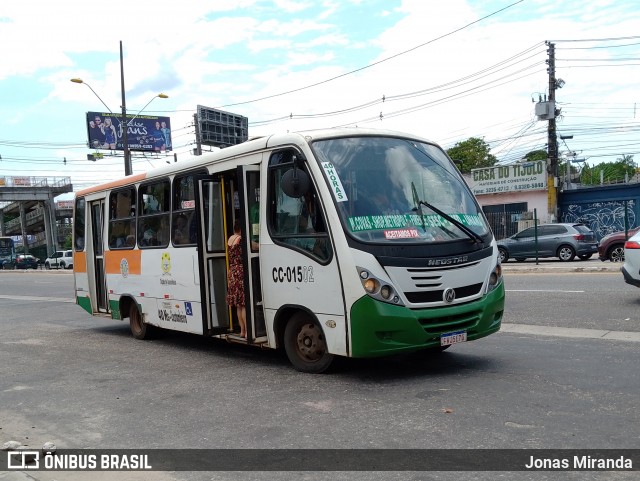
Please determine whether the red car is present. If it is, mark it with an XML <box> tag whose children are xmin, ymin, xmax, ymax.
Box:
<box><xmin>598</xmin><ymin>227</ymin><xmax>640</xmax><ymax>262</ymax></box>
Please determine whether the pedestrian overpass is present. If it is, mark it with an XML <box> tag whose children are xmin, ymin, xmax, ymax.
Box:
<box><xmin>0</xmin><ymin>176</ymin><xmax>73</xmax><ymax>256</ymax></box>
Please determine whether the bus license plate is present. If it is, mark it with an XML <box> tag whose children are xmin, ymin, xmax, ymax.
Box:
<box><xmin>440</xmin><ymin>330</ymin><xmax>467</xmax><ymax>346</ymax></box>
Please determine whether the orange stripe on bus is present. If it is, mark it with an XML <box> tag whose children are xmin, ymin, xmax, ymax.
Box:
<box><xmin>76</xmin><ymin>173</ymin><xmax>147</xmax><ymax>197</ymax></box>
<box><xmin>73</xmin><ymin>251</ymin><xmax>87</xmax><ymax>273</ymax></box>
<box><xmin>105</xmin><ymin>250</ymin><xmax>142</xmax><ymax>275</ymax></box>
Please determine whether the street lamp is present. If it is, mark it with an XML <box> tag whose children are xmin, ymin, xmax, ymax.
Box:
<box><xmin>70</xmin><ymin>78</ymin><xmax>113</xmax><ymax>114</ymax></box>
<box><xmin>128</xmin><ymin>93</ymin><xmax>169</xmax><ymax>126</ymax></box>
<box><xmin>71</xmin><ymin>41</ymin><xmax>168</xmax><ymax>176</ymax></box>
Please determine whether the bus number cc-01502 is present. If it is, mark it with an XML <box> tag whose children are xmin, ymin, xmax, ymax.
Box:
<box><xmin>272</xmin><ymin>266</ymin><xmax>315</xmax><ymax>283</ymax></box>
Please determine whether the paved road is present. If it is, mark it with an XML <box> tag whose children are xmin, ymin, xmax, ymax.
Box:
<box><xmin>1</xmin><ymin>265</ymin><xmax>638</xmax><ymax>481</ymax></box>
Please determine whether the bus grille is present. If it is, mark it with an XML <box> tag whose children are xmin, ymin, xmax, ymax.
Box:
<box><xmin>418</xmin><ymin>309</ymin><xmax>481</xmax><ymax>334</ymax></box>
<box><xmin>405</xmin><ymin>283</ymin><xmax>483</xmax><ymax>303</ymax></box>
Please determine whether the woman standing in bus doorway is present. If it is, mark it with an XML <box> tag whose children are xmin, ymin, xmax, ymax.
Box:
<box><xmin>226</xmin><ymin>220</ymin><xmax>247</xmax><ymax>338</ymax></box>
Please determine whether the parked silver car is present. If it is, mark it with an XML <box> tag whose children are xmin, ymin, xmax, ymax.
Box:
<box><xmin>497</xmin><ymin>223</ymin><xmax>598</xmax><ymax>262</ymax></box>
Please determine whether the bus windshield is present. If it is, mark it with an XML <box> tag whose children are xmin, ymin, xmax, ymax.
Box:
<box><xmin>312</xmin><ymin>135</ymin><xmax>490</xmax><ymax>243</ymax></box>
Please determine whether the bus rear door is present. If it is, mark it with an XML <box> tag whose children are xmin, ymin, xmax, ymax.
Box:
<box><xmin>88</xmin><ymin>199</ymin><xmax>108</xmax><ymax>312</ymax></box>
<box><xmin>195</xmin><ymin>177</ymin><xmax>229</xmax><ymax>332</ymax></box>
<box><xmin>237</xmin><ymin>165</ymin><xmax>266</xmax><ymax>342</ymax></box>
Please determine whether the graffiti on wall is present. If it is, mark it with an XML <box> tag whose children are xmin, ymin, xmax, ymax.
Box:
<box><xmin>560</xmin><ymin>200</ymin><xmax>636</xmax><ymax>240</ymax></box>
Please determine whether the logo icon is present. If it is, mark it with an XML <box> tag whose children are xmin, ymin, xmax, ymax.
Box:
<box><xmin>7</xmin><ymin>451</ymin><xmax>39</xmax><ymax>469</ymax></box>
<box><xmin>161</xmin><ymin>252</ymin><xmax>171</xmax><ymax>275</ymax></box>
<box><xmin>120</xmin><ymin>258</ymin><xmax>129</xmax><ymax>277</ymax></box>
<box><xmin>443</xmin><ymin>288</ymin><xmax>456</xmax><ymax>303</ymax></box>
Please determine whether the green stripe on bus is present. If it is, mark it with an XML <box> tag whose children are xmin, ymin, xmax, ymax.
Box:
<box><xmin>77</xmin><ymin>296</ymin><xmax>92</xmax><ymax>315</ymax></box>
<box><xmin>109</xmin><ymin>299</ymin><xmax>122</xmax><ymax>320</ymax></box>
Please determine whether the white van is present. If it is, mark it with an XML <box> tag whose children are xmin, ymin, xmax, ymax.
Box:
<box><xmin>45</xmin><ymin>250</ymin><xmax>74</xmax><ymax>269</ymax></box>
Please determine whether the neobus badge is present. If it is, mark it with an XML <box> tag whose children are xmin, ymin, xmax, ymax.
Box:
<box><xmin>443</xmin><ymin>288</ymin><xmax>456</xmax><ymax>303</ymax></box>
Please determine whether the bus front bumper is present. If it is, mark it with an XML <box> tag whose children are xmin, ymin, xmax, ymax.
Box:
<box><xmin>349</xmin><ymin>282</ymin><xmax>505</xmax><ymax>358</ymax></box>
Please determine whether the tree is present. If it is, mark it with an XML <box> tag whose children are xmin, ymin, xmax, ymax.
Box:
<box><xmin>580</xmin><ymin>155</ymin><xmax>636</xmax><ymax>185</ymax></box>
<box><xmin>446</xmin><ymin>137</ymin><xmax>497</xmax><ymax>173</ymax></box>
<box><xmin>523</xmin><ymin>150</ymin><xmax>547</xmax><ymax>162</ymax></box>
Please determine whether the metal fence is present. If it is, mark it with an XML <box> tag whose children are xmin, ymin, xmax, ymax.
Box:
<box><xmin>484</xmin><ymin>210</ymin><xmax>537</xmax><ymax>240</ymax></box>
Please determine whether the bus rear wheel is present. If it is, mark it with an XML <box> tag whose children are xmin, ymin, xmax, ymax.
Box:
<box><xmin>284</xmin><ymin>313</ymin><xmax>334</xmax><ymax>373</ymax></box>
<box><xmin>129</xmin><ymin>303</ymin><xmax>150</xmax><ymax>340</ymax></box>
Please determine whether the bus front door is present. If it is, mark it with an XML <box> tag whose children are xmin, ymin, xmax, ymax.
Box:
<box><xmin>89</xmin><ymin>199</ymin><xmax>108</xmax><ymax>312</ymax></box>
<box><xmin>238</xmin><ymin>165</ymin><xmax>266</xmax><ymax>342</ymax></box>
<box><xmin>195</xmin><ymin>177</ymin><xmax>229</xmax><ymax>332</ymax></box>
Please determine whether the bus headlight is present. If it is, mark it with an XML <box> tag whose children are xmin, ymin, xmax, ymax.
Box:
<box><xmin>363</xmin><ymin>278</ymin><xmax>378</xmax><ymax>293</ymax></box>
<box><xmin>356</xmin><ymin>267</ymin><xmax>404</xmax><ymax>306</ymax></box>
<box><xmin>486</xmin><ymin>263</ymin><xmax>503</xmax><ymax>293</ymax></box>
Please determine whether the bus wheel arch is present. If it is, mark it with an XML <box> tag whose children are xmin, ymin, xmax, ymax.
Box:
<box><xmin>124</xmin><ymin>297</ymin><xmax>151</xmax><ymax>340</ymax></box>
<box><xmin>281</xmin><ymin>310</ymin><xmax>334</xmax><ymax>373</ymax></box>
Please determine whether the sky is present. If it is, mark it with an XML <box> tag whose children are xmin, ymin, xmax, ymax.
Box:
<box><xmin>1</xmin><ymin>0</ymin><xmax>639</xmax><ymax>200</ymax></box>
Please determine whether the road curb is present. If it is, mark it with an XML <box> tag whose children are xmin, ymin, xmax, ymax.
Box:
<box><xmin>501</xmin><ymin>323</ymin><xmax>640</xmax><ymax>342</ymax></box>
<box><xmin>501</xmin><ymin>262</ymin><xmax>621</xmax><ymax>274</ymax></box>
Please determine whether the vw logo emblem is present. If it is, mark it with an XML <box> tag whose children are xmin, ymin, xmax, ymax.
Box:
<box><xmin>443</xmin><ymin>288</ymin><xmax>455</xmax><ymax>303</ymax></box>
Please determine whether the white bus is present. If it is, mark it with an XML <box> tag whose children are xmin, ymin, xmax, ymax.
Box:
<box><xmin>73</xmin><ymin>128</ymin><xmax>504</xmax><ymax>373</ymax></box>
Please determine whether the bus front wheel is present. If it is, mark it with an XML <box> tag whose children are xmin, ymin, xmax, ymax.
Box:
<box><xmin>284</xmin><ymin>313</ymin><xmax>334</xmax><ymax>373</ymax></box>
<box><xmin>129</xmin><ymin>303</ymin><xmax>150</xmax><ymax>340</ymax></box>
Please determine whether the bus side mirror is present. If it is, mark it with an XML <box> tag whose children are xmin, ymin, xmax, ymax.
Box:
<box><xmin>281</xmin><ymin>168</ymin><xmax>310</xmax><ymax>198</ymax></box>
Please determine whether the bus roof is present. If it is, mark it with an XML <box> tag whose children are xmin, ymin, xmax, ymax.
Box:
<box><xmin>75</xmin><ymin>127</ymin><xmax>432</xmax><ymax>198</ymax></box>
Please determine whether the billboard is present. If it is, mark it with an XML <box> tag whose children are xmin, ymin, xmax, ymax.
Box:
<box><xmin>198</xmin><ymin>105</ymin><xmax>248</xmax><ymax>148</ymax></box>
<box><xmin>86</xmin><ymin>112</ymin><xmax>172</xmax><ymax>153</ymax></box>
<box><xmin>468</xmin><ymin>160</ymin><xmax>547</xmax><ymax>195</ymax></box>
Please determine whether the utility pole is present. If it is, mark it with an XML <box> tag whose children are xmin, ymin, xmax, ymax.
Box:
<box><xmin>120</xmin><ymin>41</ymin><xmax>132</xmax><ymax>176</ymax></box>
<box><xmin>193</xmin><ymin>113</ymin><xmax>202</xmax><ymax>155</ymax></box>
<box><xmin>546</xmin><ymin>41</ymin><xmax>558</xmax><ymax>221</ymax></box>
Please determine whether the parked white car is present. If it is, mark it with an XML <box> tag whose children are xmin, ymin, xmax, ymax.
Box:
<box><xmin>44</xmin><ymin>250</ymin><xmax>74</xmax><ymax>270</ymax></box>
<box><xmin>621</xmin><ymin>231</ymin><xmax>640</xmax><ymax>287</ymax></box>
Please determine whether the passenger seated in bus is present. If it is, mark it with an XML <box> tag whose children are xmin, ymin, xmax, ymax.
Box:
<box><xmin>372</xmin><ymin>191</ymin><xmax>402</xmax><ymax>215</ymax></box>
<box><xmin>156</xmin><ymin>217</ymin><xmax>170</xmax><ymax>246</ymax></box>
<box><xmin>299</xmin><ymin>191</ymin><xmax>324</xmax><ymax>233</ymax></box>
<box><xmin>173</xmin><ymin>214</ymin><xmax>190</xmax><ymax>244</ymax></box>
<box><xmin>141</xmin><ymin>226</ymin><xmax>158</xmax><ymax>246</ymax></box>
<box><xmin>125</xmin><ymin>235</ymin><xmax>136</xmax><ymax>247</ymax></box>
<box><xmin>110</xmin><ymin>235</ymin><xmax>126</xmax><ymax>248</ymax></box>
<box><xmin>144</xmin><ymin>195</ymin><xmax>160</xmax><ymax>214</ymax></box>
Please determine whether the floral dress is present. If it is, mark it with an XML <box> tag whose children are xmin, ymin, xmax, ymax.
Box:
<box><xmin>226</xmin><ymin>236</ymin><xmax>245</xmax><ymax>307</ymax></box>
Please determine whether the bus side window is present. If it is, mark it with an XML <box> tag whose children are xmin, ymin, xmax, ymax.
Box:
<box><xmin>267</xmin><ymin>149</ymin><xmax>332</xmax><ymax>263</ymax></box>
<box><xmin>74</xmin><ymin>197</ymin><xmax>86</xmax><ymax>251</ymax></box>
<box><xmin>108</xmin><ymin>188</ymin><xmax>136</xmax><ymax>249</ymax></box>
<box><xmin>172</xmin><ymin>171</ymin><xmax>204</xmax><ymax>246</ymax></box>
<box><xmin>138</xmin><ymin>179</ymin><xmax>170</xmax><ymax>248</ymax></box>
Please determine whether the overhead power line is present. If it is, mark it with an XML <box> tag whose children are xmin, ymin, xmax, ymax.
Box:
<box><xmin>218</xmin><ymin>0</ymin><xmax>526</xmax><ymax>109</ymax></box>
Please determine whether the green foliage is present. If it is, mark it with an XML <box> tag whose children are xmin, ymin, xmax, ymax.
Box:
<box><xmin>580</xmin><ymin>155</ymin><xmax>636</xmax><ymax>185</ymax></box>
<box><xmin>63</xmin><ymin>235</ymin><xmax>72</xmax><ymax>249</ymax></box>
<box><xmin>446</xmin><ymin>137</ymin><xmax>497</xmax><ymax>173</ymax></box>
<box><xmin>523</xmin><ymin>150</ymin><xmax>547</xmax><ymax>161</ymax></box>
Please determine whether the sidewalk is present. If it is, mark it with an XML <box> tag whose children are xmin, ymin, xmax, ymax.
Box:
<box><xmin>500</xmin><ymin>258</ymin><xmax>621</xmax><ymax>273</ymax></box>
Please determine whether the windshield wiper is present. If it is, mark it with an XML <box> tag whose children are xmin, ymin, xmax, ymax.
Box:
<box><xmin>410</xmin><ymin>183</ymin><xmax>483</xmax><ymax>243</ymax></box>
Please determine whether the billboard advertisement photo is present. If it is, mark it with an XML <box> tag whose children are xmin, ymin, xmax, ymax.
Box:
<box><xmin>86</xmin><ymin>112</ymin><xmax>172</xmax><ymax>153</ymax></box>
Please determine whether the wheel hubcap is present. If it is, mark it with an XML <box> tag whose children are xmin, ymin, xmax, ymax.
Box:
<box><xmin>296</xmin><ymin>323</ymin><xmax>325</xmax><ymax>361</ymax></box>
